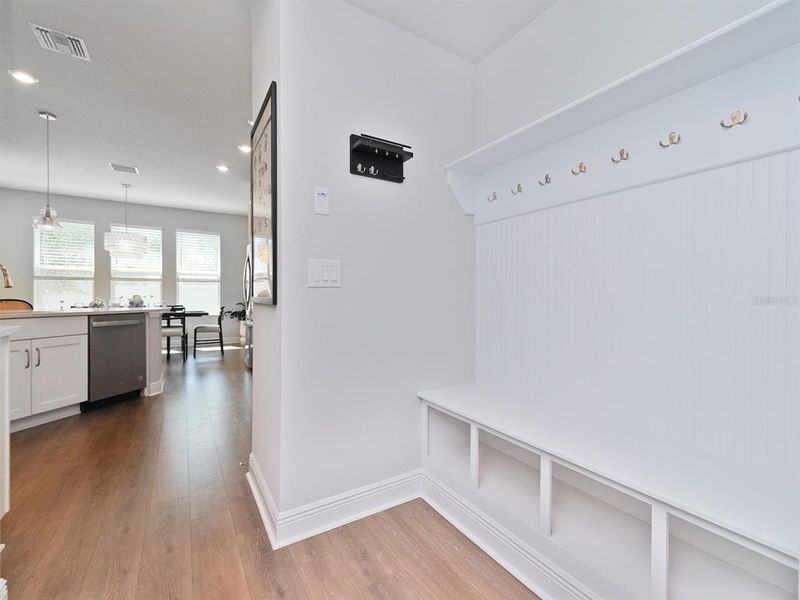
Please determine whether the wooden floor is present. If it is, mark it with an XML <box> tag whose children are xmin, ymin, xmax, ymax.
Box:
<box><xmin>3</xmin><ymin>349</ymin><xmax>538</xmax><ymax>600</ymax></box>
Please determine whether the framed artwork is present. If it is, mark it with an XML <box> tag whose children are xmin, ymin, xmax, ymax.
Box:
<box><xmin>250</xmin><ymin>81</ymin><xmax>277</xmax><ymax>305</ymax></box>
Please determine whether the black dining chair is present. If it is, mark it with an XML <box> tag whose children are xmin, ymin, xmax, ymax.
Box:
<box><xmin>162</xmin><ymin>306</ymin><xmax>188</xmax><ymax>361</ymax></box>
<box><xmin>193</xmin><ymin>306</ymin><xmax>225</xmax><ymax>357</ymax></box>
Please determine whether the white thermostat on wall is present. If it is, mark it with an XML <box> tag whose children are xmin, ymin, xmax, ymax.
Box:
<box><xmin>314</xmin><ymin>186</ymin><xmax>330</xmax><ymax>215</ymax></box>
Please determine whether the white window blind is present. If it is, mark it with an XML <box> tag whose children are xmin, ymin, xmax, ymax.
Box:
<box><xmin>176</xmin><ymin>231</ymin><xmax>220</xmax><ymax>281</ymax></box>
<box><xmin>34</xmin><ymin>221</ymin><xmax>94</xmax><ymax>278</ymax></box>
<box><xmin>176</xmin><ymin>230</ymin><xmax>221</xmax><ymax>314</ymax></box>
<box><xmin>110</xmin><ymin>226</ymin><xmax>162</xmax><ymax>279</ymax></box>
<box><xmin>33</xmin><ymin>220</ymin><xmax>95</xmax><ymax>309</ymax></box>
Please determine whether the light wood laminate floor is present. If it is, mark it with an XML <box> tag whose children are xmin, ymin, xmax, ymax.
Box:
<box><xmin>3</xmin><ymin>349</ymin><xmax>538</xmax><ymax>599</ymax></box>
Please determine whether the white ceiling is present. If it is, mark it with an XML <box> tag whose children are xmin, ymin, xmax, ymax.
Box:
<box><xmin>343</xmin><ymin>0</ymin><xmax>556</xmax><ymax>64</ymax></box>
<box><xmin>0</xmin><ymin>0</ymin><xmax>252</xmax><ymax>215</ymax></box>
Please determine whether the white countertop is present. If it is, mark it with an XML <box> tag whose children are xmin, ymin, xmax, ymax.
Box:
<box><xmin>0</xmin><ymin>326</ymin><xmax>21</xmax><ymax>337</ymax></box>
<box><xmin>0</xmin><ymin>307</ymin><xmax>165</xmax><ymax>320</ymax></box>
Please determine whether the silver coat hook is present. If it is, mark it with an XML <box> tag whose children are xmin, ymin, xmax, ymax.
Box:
<box><xmin>510</xmin><ymin>183</ymin><xmax>523</xmax><ymax>195</ymax></box>
<box><xmin>659</xmin><ymin>131</ymin><xmax>681</xmax><ymax>148</ymax></box>
<box><xmin>356</xmin><ymin>163</ymin><xmax>366</xmax><ymax>174</ymax></box>
<box><xmin>538</xmin><ymin>174</ymin><xmax>551</xmax><ymax>186</ymax></box>
<box><xmin>487</xmin><ymin>191</ymin><xmax>497</xmax><ymax>202</ymax></box>
<box><xmin>611</xmin><ymin>148</ymin><xmax>630</xmax><ymax>163</ymax></box>
<box><xmin>570</xmin><ymin>162</ymin><xmax>587</xmax><ymax>176</ymax></box>
<box><xmin>369</xmin><ymin>165</ymin><xmax>379</xmax><ymax>176</ymax></box>
<box><xmin>720</xmin><ymin>110</ymin><xmax>747</xmax><ymax>128</ymax></box>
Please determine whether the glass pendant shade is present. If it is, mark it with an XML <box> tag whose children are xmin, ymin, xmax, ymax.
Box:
<box><xmin>104</xmin><ymin>229</ymin><xmax>148</xmax><ymax>259</ymax></box>
<box><xmin>33</xmin><ymin>111</ymin><xmax>63</xmax><ymax>230</ymax></box>
<box><xmin>32</xmin><ymin>206</ymin><xmax>62</xmax><ymax>229</ymax></box>
<box><xmin>105</xmin><ymin>183</ymin><xmax>145</xmax><ymax>259</ymax></box>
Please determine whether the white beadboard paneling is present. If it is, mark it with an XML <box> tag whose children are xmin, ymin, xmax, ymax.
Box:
<box><xmin>786</xmin><ymin>151</ymin><xmax>800</xmax><ymax>475</ymax></box>
<box><xmin>476</xmin><ymin>149</ymin><xmax>800</xmax><ymax>493</ymax></box>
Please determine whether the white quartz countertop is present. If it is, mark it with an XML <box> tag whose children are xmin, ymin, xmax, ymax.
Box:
<box><xmin>0</xmin><ymin>307</ymin><xmax>166</xmax><ymax>320</ymax></box>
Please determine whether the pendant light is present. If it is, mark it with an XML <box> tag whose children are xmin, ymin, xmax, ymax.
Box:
<box><xmin>104</xmin><ymin>184</ymin><xmax>147</xmax><ymax>259</ymax></box>
<box><xmin>32</xmin><ymin>111</ymin><xmax>63</xmax><ymax>229</ymax></box>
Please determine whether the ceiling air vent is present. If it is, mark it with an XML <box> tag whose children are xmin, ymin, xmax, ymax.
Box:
<box><xmin>109</xmin><ymin>163</ymin><xmax>140</xmax><ymax>175</ymax></box>
<box><xmin>30</xmin><ymin>23</ymin><xmax>91</xmax><ymax>61</ymax></box>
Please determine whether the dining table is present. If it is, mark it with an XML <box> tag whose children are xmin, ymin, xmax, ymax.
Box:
<box><xmin>161</xmin><ymin>308</ymin><xmax>210</xmax><ymax>325</ymax></box>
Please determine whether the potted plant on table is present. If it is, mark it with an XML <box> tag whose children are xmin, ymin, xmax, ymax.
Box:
<box><xmin>223</xmin><ymin>302</ymin><xmax>248</xmax><ymax>345</ymax></box>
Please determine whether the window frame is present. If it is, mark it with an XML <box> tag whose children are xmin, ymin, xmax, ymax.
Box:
<box><xmin>175</xmin><ymin>228</ymin><xmax>222</xmax><ymax>315</ymax></box>
<box><xmin>33</xmin><ymin>218</ymin><xmax>96</xmax><ymax>309</ymax></box>
<box><xmin>108</xmin><ymin>224</ymin><xmax>163</xmax><ymax>304</ymax></box>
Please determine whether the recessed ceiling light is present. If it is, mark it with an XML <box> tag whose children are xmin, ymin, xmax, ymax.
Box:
<box><xmin>216</xmin><ymin>164</ymin><xmax>229</xmax><ymax>173</ymax></box>
<box><xmin>9</xmin><ymin>70</ymin><xmax>39</xmax><ymax>84</ymax></box>
<box><xmin>237</xmin><ymin>145</ymin><xmax>251</xmax><ymax>153</ymax></box>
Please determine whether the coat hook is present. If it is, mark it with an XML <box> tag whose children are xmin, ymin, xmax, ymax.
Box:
<box><xmin>487</xmin><ymin>191</ymin><xmax>497</xmax><ymax>202</ymax></box>
<box><xmin>369</xmin><ymin>165</ymin><xmax>379</xmax><ymax>176</ymax></box>
<box><xmin>610</xmin><ymin>148</ymin><xmax>630</xmax><ymax>163</ymax></box>
<box><xmin>659</xmin><ymin>131</ymin><xmax>681</xmax><ymax>148</ymax></box>
<box><xmin>720</xmin><ymin>110</ymin><xmax>748</xmax><ymax>128</ymax></box>
<box><xmin>511</xmin><ymin>183</ymin><xmax>523</xmax><ymax>195</ymax></box>
<box><xmin>538</xmin><ymin>174</ymin><xmax>551</xmax><ymax>186</ymax></box>
<box><xmin>356</xmin><ymin>163</ymin><xmax>366</xmax><ymax>174</ymax></box>
<box><xmin>570</xmin><ymin>162</ymin><xmax>587</xmax><ymax>176</ymax></box>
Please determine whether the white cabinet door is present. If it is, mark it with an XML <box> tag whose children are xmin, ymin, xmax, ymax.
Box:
<box><xmin>31</xmin><ymin>335</ymin><xmax>88</xmax><ymax>414</ymax></box>
<box><xmin>9</xmin><ymin>341</ymin><xmax>32</xmax><ymax>420</ymax></box>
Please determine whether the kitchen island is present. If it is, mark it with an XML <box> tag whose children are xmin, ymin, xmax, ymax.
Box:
<box><xmin>0</xmin><ymin>308</ymin><xmax>164</xmax><ymax>432</ymax></box>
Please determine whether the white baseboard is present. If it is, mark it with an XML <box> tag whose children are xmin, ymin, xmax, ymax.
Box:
<box><xmin>143</xmin><ymin>375</ymin><xmax>164</xmax><ymax>397</ymax></box>
<box><xmin>247</xmin><ymin>453</ymin><xmax>421</xmax><ymax>549</ymax></box>
<box><xmin>245</xmin><ymin>454</ymin><xmax>591</xmax><ymax>600</ymax></box>
<box><xmin>421</xmin><ymin>473</ymin><xmax>593</xmax><ymax>600</ymax></box>
<box><xmin>246</xmin><ymin>452</ymin><xmax>280</xmax><ymax>548</ymax></box>
<box><xmin>275</xmin><ymin>469</ymin><xmax>422</xmax><ymax>548</ymax></box>
<box><xmin>10</xmin><ymin>404</ymin><xmax>82</xmax><ymax>433</ymax></box>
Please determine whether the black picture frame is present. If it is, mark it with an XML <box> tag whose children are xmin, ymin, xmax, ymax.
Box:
<box><xmin>250</xmin><ymin>81</ymin><xmax>278</xmax><ymax>306</ymax></box>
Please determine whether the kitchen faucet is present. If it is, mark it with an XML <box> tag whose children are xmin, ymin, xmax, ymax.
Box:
<box><xmin>0</xmin><ymin>264</ymin><xmax>13</xmax><ymax>288</ymax></box>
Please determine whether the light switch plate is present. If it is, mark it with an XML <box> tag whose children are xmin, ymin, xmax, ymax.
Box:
<box><xmin>308</xmin><ymin>259</ymin><xmax>342</xmax><ymax>287</ymax></box>
<box><xmin>314</xmin><ymin>186</ymin><xmax>330</xmax><ymax>215</ymax></box>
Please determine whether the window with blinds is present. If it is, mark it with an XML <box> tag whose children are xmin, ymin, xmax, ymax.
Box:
<box><xmin>176</xmin><ymin>230</ymin><xmax>221</xmax><ymax>314</ymax></box>
<box><xmin>33</xmin><ymin>220</ymin><xmax>95</xmax><ymax>309</ymax></box>
<box><xmin>110</xmin><ymin>225</ymin><xmax>163</xmax><ymax>304</ymax></box>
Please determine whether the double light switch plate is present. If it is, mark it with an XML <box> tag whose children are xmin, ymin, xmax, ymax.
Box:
<box><xmin>308</xmin><ymin>259</ymin><xmax>342</xmax><ymax>287</ymax></box>
<box><xmin>314</xmin><ymin>186</ymin><xmax>330</xmax><ymax>215</ymax></box>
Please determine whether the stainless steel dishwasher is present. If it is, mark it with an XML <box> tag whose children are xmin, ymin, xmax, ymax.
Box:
<box><xmin>88</xmin><ymin>313</ymin><xmax>147</xmax><ymax>403</ymax></box>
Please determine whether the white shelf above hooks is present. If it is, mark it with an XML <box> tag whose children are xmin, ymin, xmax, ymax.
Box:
<box><xmin>444</xmin><ymin>0</ymin><xmax>800</xmax><ymax>218</ymax></box>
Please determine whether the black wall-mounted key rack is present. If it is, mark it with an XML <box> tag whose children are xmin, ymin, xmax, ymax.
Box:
<box><xmin>349</xmin><ymin>134</ymin><xmax>413</xmax><ymax>183</ymax></box>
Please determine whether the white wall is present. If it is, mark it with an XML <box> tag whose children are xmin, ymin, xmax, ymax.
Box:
<box><xmin>250</xmin><ymin>0</ymin><xmax>283</xmax><ymax>501</ymax></box>
<box><xmin>474</xmin><ymin>0</ymin><xmax>774</xmax><ymax>145</ymax></box>
<box><xmin>250</xmin><ymin>0</ymin><xmax>476</xmax><ymax>512</ymax></box>
<box><xmin>0</xmin><ymin>187</ymin><xmax>248</xmax><ymax>339</ymax></box>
